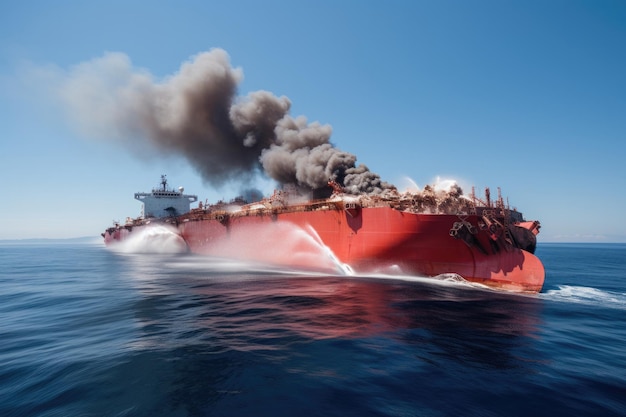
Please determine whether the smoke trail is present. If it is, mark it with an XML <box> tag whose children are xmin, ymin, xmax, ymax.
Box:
<box><xmin>57</xmin><ymin>48</ymin><xmax>394</xmax><ymax>195</ymax></box>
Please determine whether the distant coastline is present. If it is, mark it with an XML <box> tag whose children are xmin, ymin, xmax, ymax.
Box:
<box><xmin>0</xmin><ymin>236</ymin><xmax>102</xmax><ymax>245</ymax></box>
<box><xmin>537</xmin><ymin>241</ymin><xmax>626</xmax><ymax>247</ymax></box>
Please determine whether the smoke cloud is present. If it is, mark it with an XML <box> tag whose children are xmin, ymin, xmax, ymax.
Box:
<box><xmin>56</xmin><ymin>48</ymin><xmax>394</xmax><ymax>195</ymax></box>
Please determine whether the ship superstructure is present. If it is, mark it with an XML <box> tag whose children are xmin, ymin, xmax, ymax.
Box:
<box><xmin>134</xmin><ymin>175</ymin><xmax>198</xmax><ymax>218</ymax></box>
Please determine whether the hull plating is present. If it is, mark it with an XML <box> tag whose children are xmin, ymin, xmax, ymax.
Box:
<box><xmin>106</xmin><ymin>205</ymin><xmax>545</xmax><ymax>292</ymax></box>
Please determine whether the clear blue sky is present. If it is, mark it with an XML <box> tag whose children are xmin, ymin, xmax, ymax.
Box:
<box><xmin>1</xmin><ymin>0</ymin><xmax>625</xmax><ymax>241</ymax></box>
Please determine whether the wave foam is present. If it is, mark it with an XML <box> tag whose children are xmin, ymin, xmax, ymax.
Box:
<box><xmin>542</xmin><ymin>285</ymin><xmax>626</xmax><ymax>310</ymax></box>
<box><xmin>108</xmin><ymin>225</ymin><xmax>188</xmax><ymax>254</ymax></box>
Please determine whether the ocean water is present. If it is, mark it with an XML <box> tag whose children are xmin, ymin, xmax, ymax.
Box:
<box><xmin>1</xmin><ymin>238</ymin><xmax>625</xmax><ymax>417</ymax></box>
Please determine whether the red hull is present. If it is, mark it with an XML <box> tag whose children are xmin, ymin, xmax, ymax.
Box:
<box><xmin>105</xmin><ymin>204</ymin><xmax>545</xmax><ymax>292</ymax></box>
<box><xmin>182</xmin><ymin>207</ymin><xmax>544</xmax><ymax>292</ymax></box>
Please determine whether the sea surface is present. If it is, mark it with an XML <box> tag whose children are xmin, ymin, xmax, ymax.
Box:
<box><xmin>1</xmin><ymin>237</ymin><xmax>625</xmax><ymax>417</ymax></box>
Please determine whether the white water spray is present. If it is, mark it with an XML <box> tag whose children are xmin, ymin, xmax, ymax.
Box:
<box><xmin>203</xmin><ymin>221</ymin><xmax>353</xmax><ymax>275</ymax></box>
<box><xmin>107</xmin><ymin>224</ymin><xmax>188</xmax><ymax>254</ymax></box>
<box><xmin>302</xmin><ymin>224</ymin><xmax>354</xmax><ymax>275</ymax></box>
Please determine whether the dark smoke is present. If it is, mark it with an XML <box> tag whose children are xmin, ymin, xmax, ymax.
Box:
<box><xmin>58</xmin><ymin>48</ymin><xmax>395</xmax><ymax>195</ymax></box>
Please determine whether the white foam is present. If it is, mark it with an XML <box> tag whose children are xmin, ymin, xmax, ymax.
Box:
<box><xmin>343</xmin><ymin>270</ymin><xmax>480</xmax><ymax>289</ymax></box>
<box><xmin>107</xmin><ymin>224</ymin><xmax>188</xmax><ymax>254</ymax></box>
<box><xmin>541</xmin><ymin>285</ymin><xmax>626</xmax><ymax>310</ymax></box>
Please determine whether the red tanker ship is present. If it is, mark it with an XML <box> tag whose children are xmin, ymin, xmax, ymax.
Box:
<box><xmin>103</xmin><ymin>176</ymin><xmax>544</xmax><ymax>293</ymax></box>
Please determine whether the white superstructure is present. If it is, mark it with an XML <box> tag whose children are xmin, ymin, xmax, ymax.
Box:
<box><xmin>134</xmin><ymin>175</ymin><xmax>198</xmax><ymax>218</ymax></box>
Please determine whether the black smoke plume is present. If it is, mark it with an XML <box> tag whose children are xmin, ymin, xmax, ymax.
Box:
<box><xmin>58</xmin><ymin>48</ymin><xmax>394</xmax><ymax>195</ymax></box>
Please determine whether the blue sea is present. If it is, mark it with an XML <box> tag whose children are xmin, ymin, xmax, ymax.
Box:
<box><xmin>1</xmin><ymin>239</ymin><xmax>625</xmax><ymax>417</ymax></box>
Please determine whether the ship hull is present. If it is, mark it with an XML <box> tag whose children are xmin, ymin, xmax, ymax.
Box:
<box><xmin>105</xmin><ymin>205</ymin><xmax>544</xmax><ymax>292</ymax></box>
